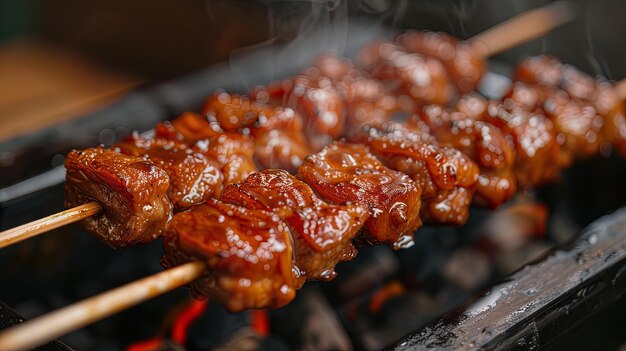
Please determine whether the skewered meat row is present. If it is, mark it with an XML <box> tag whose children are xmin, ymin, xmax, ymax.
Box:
<box><xmin>63</xmin><ymin>35</ymin><xmax>626</xmax><ymax>312</ymax></box>
<box><xmin>511</xmin><ymin>55</ymin><xmax>626</xmax><ymax>157</ymax></box>
<box><xmin>64</xmin><ymin>50</ymin><xmax>626</xmax><ymax>249</ymax></box>
<box><xmin>163</xmin><ymin>140</ymin><xmax>424</xmax><ymax>311</ymax></box>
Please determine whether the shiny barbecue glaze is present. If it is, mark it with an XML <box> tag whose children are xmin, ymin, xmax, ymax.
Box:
<box><xmin>513</xmin><ymin>55</ymin><xmax>626</xmax><ymax>156</ymax></box>
<box><xmin>162</xmin><ymin>198</ymin><xmax>296</xmax><ymax>312</ymax></box>
<box><xmin>256</xmin><ymin>75</ymin><xmax>346</xmax><ymax>151</ymax></box>
<box><xmin>357</xmin><ymin>41</ymin><xmax>452</xmax><ymax>108</ymax></box>
<box><xmin>201</xmin><ymin>91</ymin><xmax>274</xmax><ymax>130</ymax></box>
<box><xmin>64</xmin><ymin>148</ymin><xmax>172</xmax><ymax>248</ymax></box>
<box><xmin>115</xmin><ymin>135</ymin><xmax>223</xmax><ymax>210</ymax></box>
<box><xmin>542</xmin><ymin>90</ymin><xmax>605</xmax><ymax>159</ymax></box>
<box><xmin>200</xmin><ymin>91</ymin><xmax>312</xmax><ymax>173</ymax></box>
<box><xmin>297</xmin><ymin>142</ymin><xmax>422</xmax><ymax>249</ymax></box>
<box><xmin>156</xmin><ymin>112</ymin><xmax>257</xmax><ymax>185</ymax></box>
<box><xmin>397</xmin><ymin>31</ymin><xmax>487</xmax><ymax>94</ymax></box>
<box><xmin>350</xmin><ymin>123</ymin><xmax>478</xmax><ymax>225</ymax></box>
<box><xmin>454</xmin><ymin>91</ymin><xmax>562</xmax><ymax>188</ymax></box>
<box><xmin>486</xmin><ymin>101</ymin><xmax>562</xmax><ymax>187</ymax></box>
<box><xmin>306</xmin><ymin>54</ymin><xmax>399</xmax><ymax>133</ymax></box>
<box><xmin>415</xmin><ymin>105</ymin><xmax>516</xmax><ymax>208</ymax></box>
<box><xmin>220</xmin><ymin>169</ymin><xmax>369</xmax><ymax>287</ymax></box>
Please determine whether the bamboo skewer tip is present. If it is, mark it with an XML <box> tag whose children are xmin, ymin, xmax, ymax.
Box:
<box><xmin>469</xmin><ymin>1</ymin><xmax>577</xmax><ymax>58</ymax></box>
<box><xmin>0</xmin><ymin>261</ymin><xmax>206</xmax><ymax>351</ymax></box>
<box><xmin>0</xmin><ymin>202</ymin><xmax>101</xmax><ymax>249</ymax></box>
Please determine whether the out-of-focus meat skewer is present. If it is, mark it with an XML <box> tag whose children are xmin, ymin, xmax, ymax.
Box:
<box><xmin>511</xmin><ymin>55</ymin><xmax>626</xmax><ymax>157</ymax></box>
<box><xmin>358</xmin><ymin>1</ymin><xmax>575</xmax><ymax>104</ymax></box>
<box><xmin>200</xmin><ymin>92</ymin><xmax>312</xmax><ymax>173</ymax></box>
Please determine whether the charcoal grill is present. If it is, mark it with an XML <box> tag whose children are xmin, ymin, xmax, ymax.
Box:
<box><xmin>0</xmin><ymin>2</ymin><xmax>625</xmax><ymax>350</ymax></box>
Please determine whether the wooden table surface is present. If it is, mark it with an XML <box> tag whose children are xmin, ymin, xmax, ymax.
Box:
<box><xmin>0</xmin><ymin>39</ymin><xmax>142</xmax><ymax>142</ymax></box>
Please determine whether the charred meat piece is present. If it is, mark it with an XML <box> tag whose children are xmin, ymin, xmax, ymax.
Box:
<box><xmin>241</xmin><ymin>100</ymin><xmax>313</xmax><ymax>173</ymax></box>
<box><xmin>199</xmin><ymin>90</ymin><xmax>312</xmax><ymax>172</ymax></box>
<box><xmin>220</xmin><ymin>169</ymin><xmax>369</xmax><ymax>287</ymax></box>
<box><xmin>193</xmin><ymin>133</ymin><xmax>257</xmax><ymax>186</ymax></box>
<box><xmin>513</xmin><ymin>56</ymin><xmax>626</xmax><ymax>155</ymax></box>
<box><xmin>350</xmin><ymin>122</ymin><xmax>479</xmax><ymax>225</ymax></box>
<box><xmin>65</xmin><ymin>148</ymin><xmax>172</xmax><ymax>248</ymax></box>
<box><xmin>357</xmin><ymin>41</ymin><xmax>452</xmax><ymax>108</ymax></box>
<box><xmin>296</xmin><ymin>142</ymin><xmax>422</xmax><ymax>249</ymax></box>
<box><xmin>115</xmin><ymin>135</ymin><xmax>223</xmax><ymax>210</ymax></box>
<box><xmin>162</xmin><ymin>199</ymin><xmax>296</xmax><ymax>312</ymax></box>
<box><xmin>503</xmin><ymin>81</ymin><xmax>545</xmax><ymax>112</ymax></box>
<box><xmin>397</xmin><ymin>31</ymin><xmax>487</xmax><ymax>94</ymax></box>
<box><xmin>416</xmin><ymin>105</ymin><xmax>517</xmax><ymax>208</ymax></box>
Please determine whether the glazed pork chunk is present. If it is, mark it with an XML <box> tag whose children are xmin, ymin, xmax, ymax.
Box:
<box><xmin>162</xmin><ymin>199</ymin><xmax>296</xmax><ymax>312</ymax></box>
<box><xmin>296</xmin><ymin>142</ymin><xmax>422</xmax><ymax>249</ymax></box>
<box><xmin>220</xmin><ymin>169</ymin><xmax>369</xmax><ymax>287</ymax></box>
<box><xmin>64</xmin><ymin>148</ymin><xmax>172</xmax><ymax>248</ymax></box>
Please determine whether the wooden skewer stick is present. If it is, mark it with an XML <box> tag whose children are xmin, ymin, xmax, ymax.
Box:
<box><xmin>0</xmin><ymin>202</ymin><xmax>101</xmax><ymax>249</ymax></box>
<box><xmin>468</xmin><ymin>1</ymin><xmax>576</xmax><ymax>58</ymax></box>
<box><xmin>0</xmin><ymin>260</ymin><xmax>206</xmax><ymax>351</ymax></box>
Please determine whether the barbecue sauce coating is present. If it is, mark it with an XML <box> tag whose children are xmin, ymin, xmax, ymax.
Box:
<box><xmin>115</xmin><ymin>135</ymin><xmax>223</xmax><ymax>210</ymax></box>
<box><xmin>455</xmin><ymin>91</ymin><xmax>563</xmax><ymax>188</ymax></box>
<box><xmin>162</xmin><ymin>199</ymin><xmax>296</xmax><ymax>312</ymax></box>
<box><xmin>357</xmin><ymin>41</ymin><xmax>452</xmax><ymax>108</ymax></box>
<box><xmin>199</xmin><ymin>92</ymin><xmax>312</xmax><ymax>173</ymax></box>
<box><xmin>513</xmin><ymin>55</ymin><xmax>626</xmax><ymax>156</ymax></box>
<box><xmin>305</xmin><ymin>54</ymin><xmax>399</xmax><ymax>133</ymax></box>
<box><xmin>155</xmin><ymin>112</ymin><xmax>222</xmax><ymax>144</ymax></box>
<box><xmin>220</xmin><ymin>169</ymin><xmax>369</xmax><ymax>287</ymax></box>
<box><xmin>258</xmin><ymin>76</ymin><xmax>347</xmax><ymax>151</ymax></box>
<box><xmin>415</xmin><ymin>105</ymin><xmax>517</xmax><ymax>208</ymax></box>
<box><xmin>245</xmin><ymin>101</ymin><xmax>313</xmax><ymax>173</ymax></box>
<box><xmin>156</xmin><ymin>112</ymin><xmax>257</xmax><ymax>185</ymax></box>
<box><xmin>64</xmin><ymin>148</ymin><xmax>172</xmax><ymax>248</ymax></box>
<box><xmin>350</xmin><ymin>123</ymin><xmax>479</xmax><ymax>225</ymax></box>
<box><xmin>397</xmin><ymin>31</ymin><xmax>487</xmax><ymax>94</ymax></box>
<box><xmin>486</xmin><ymin>101</ymin><xmax>562</xmax><ymax>187</ymax></box>
<box><xmin>201</xmin><ymin>92</ymin><xmax>274</xmax><ymax>130</ymax></box>
<box><xmin>296</xmin><ymin>142</ymin><xmax>422</xmax><ymax>249</ymax></box>
<box><xmin>542</xmin><ymin>90</ymin><xmax>605</xmax><ymax>159</ymax></box>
